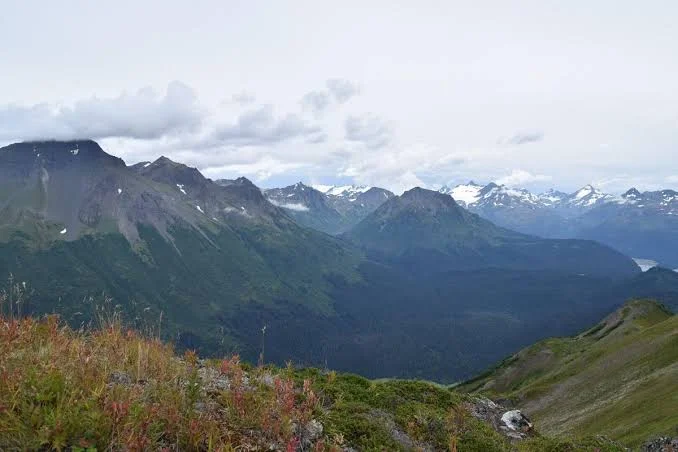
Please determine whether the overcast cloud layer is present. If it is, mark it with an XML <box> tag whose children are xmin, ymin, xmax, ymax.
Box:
<box><xmin>1</xmin><ymin>0</ymin><xmax>677</xmax><ymax>194</ymax></box>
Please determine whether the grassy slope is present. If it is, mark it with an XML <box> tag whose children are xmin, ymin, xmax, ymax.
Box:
<box><xmin>460</xmin><ymin>299</ymin><xmax>678</xmax><ymax>448</ymax></box>
<box><xmin>0</xmin><ymin>314</ymin><xmax>625</xmax><ymax>451</ymax></box>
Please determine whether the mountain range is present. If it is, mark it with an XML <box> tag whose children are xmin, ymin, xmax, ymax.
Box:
<box><xmin>438</xmin><ymin>181</ymin><xmax>678</xmax><ymax>268</ymax></box>
<box><xmin>263</xmin><ymin>179</ymin><xmax>678</xmax><ymax>270</ymax></box>
<box><xmin>2</xmin><ymin>140</ymin><xmax>678</xmax><ymax>383</ymax></box>
<box><xmin>264</xmin><ymin>181</ymin><xmax>678</xmax><ymax>268</ymax></box>
<box><xmin>263</xmin><ymin>182</ymin><xmax>394</xmax><ymax>234</ymax></box>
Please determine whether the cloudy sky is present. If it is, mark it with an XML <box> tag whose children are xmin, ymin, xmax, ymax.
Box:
<box><xmin>1</xmin><ymin>1</ymin><xmax>677</xmax><ymax>193</ymax></box>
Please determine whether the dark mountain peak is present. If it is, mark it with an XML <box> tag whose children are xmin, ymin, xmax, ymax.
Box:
<box><xmin>623</xmin><ymin>187</ymin><xmax>642</xmax><ymax>198</ymax></box>
<box><xmin>402</xmin><ymin>186</ymin><xmax>450</xmax><ymax>199</ymax></box>
<box><xmin>215</xmin><ymin>177</ymin><xmax>257</xmax><ymax>188</ymax></box>
<box><xmin>0</xmin><ymin>139</ymin><xmax>125</xmax><ymax>168</ymax></box>
<box><xmin>347</xmin><ymin>186</ymin><xmax>479</xmax><ymax>250</ymax></box>
<box><xmin>235</xmin><ymin>176</ymin><xmax>256</xmax><ymax>186</ymax></box>
<box><xmin>356</xmin><ymin>187</ymin><xmax>395</xmax><ymax>202</ymax></box>
<box><xmin>220</xmin><ymin>177</ymin><xmax>268</xmax><ymax>206</ymax></box>
<box><xmin>151</xmin><ymin>156</ymin><xmax>202</xmax><ymax>176</ymax></box>
<box><xmin>214</xmin><ymin>178</ymin><xmax>235</xmax><ymax>187</ymax></box>
<box><xmin>137</xmin><ymin>156</ymin><xmax>207</xmax><ymax>189</ymax></box>
<box><xmin>152</xmin><ymin>155</ymin><xmax>182</xmax><ymax>167</ymax></box>
<box><xmin>399</xmin><ymin>187</ymin><xmax>462</xmax><ymax>209</ymax></box>
<box><xmin>9</xmin><ymin>139</ymin><xmax>100</xmax><ymax>150</ymax></box>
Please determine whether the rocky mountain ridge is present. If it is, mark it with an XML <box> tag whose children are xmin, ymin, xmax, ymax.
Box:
<box><xmin>263</xmin><ymin>182</ymin><xmax>394</xmax><ymax>234</ymax></box>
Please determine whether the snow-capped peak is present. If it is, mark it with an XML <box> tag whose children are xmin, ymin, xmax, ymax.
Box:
<box><xmin>439</xmin><ymin>182</ymin><xmax>483</xmax><ymax>206</ymax></box>
<box><xmin>313</xmin><ymin>184</ymin><xmax>373</xmax><ymax>200</ymax></box>
<box><xmin>568</xmin><ymin>184</ymin><xmax>615</xmax><ymax>207</ymax></box>
<box><xmin>573</xmin><ymin>184</ymin><xmax>596</xmax><ymax>200</ymax></box>
<box><xmin>310</xmin><ymin>184</ymin><xmax>334</xmax><ymax>193</ymax></box>
<box><xmin>537</xmin><ymin>189</ymin><xmax>568</xmax><ymax>206</ymax></box>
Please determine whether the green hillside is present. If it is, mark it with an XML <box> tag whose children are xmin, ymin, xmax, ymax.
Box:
<box><xmin>0</xmin><ymin>314</ymin><xmax>627</xmax><ymax>451</ymax></box>
<box><xmin>460</xmin><ymin>299</ymin><xmax>678</xmax><ymax>448</ymax></box>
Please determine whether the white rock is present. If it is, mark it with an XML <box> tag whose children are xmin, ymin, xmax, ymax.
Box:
<box><xmin>501</xmin><ymin>410</ymin><xmax>532</xmax><ymax>431</ymax></box>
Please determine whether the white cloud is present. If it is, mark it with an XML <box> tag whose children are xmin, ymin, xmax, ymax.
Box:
<box><xmin>496</xmin><ymin>169</ymin><xmax>552</xmax><ymax>187</ymax></box>
<box><xmin>0</xmin><ymin>82</ymin><xmax>203</xmax><ymax>141</ymax></box>
<box><xmin>300</xmin><ymin>79</ymin><xmax>359</xmax><ymax>117</ymax></box>
<box><xmin>210</xmin><ymin>105</ymin><xmax>325</xmax><ymax>146</ymax></box>
<box><xmin>301</xmin><ymin>91</ymin><xmax>331</xmax><ymax>116</ymax></box>
<box><xmin>201</xmin><ymin>155</ymin><xmax>309</xmax><ymax>182</ymax></box>
<box><xmin>231</xmin><ymin>91</ymin><xmax>256</xmax><ymax>105</ymax></box>
<box><xmin>339</xmin><ymin>143</ymin><xmax>465</xmax><ymax>194</ymax></box>
<box><xmin>344</xmin><ymin>114</ymin><xmax>392</xmax><ymax>149</ymax></box>
<box><xmin>268</xmin><ymin>200</ymin><xmax>310</xmax><ymax>211</ymax></box>
<box><xmin>326</xmin><ymin>79</ymin><xmax>360</xmax><ymax>103</ymax></box>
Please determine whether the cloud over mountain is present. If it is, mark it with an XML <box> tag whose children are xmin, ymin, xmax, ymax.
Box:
<box><xmin>211</xmin><ymin>105</ymin><xmax>325</xmax><ymax>146</ymax></box>
<box><xmin>0</xmin><ymin>82</ymin><xmax>204</xmax><ymax>141</ymax></box>
<box><xmin>496</xmin><ymin>169</ymin><xmax>552</xmax><ymax>186</ymax></box>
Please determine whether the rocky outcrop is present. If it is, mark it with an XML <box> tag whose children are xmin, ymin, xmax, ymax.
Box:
<box><xmin>643</xmin><ymin>437</ymin><xmax>678</xmax><ymax>452</ymax></box>
<box><xmin>500</xmin><ymin>410</ymin><xmax>534</xmax><ymax>440</ymax></box>
<box><xmin>466</xmin><ymin>397</ymin><xmax>535</xmax><ymax>441</ymax></box>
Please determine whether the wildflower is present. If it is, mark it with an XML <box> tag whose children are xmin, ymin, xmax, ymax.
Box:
<box><xmin>286</xmin><ymin>437</ymin><xmax>300</xmax><ymax>452</ymax></box>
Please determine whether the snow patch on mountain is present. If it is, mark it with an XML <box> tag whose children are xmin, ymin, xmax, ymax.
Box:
<box><xmin>311</xmin><ymin>184</ymin><xmax>334</xmax><ymax>193</ymax></box>
<box><xmin>538</xmin><ymin>189</ymin><xmax>568</xmax><ymax>206</ymax></box>
<box><xmin>567</xmin><ymin>185</ymin><xmax>616</xmax><ymax>207</ymax></box>
<box><xmin>633</xmin><ymin>258</ymin><xmax>658</xmax><ymax>272</ymax></box>
<box><xmin>439</xmin><ymin>182</ymin><xmax>483</xmax><ymax>206</ymax></box>
<box><xmin>313</xmin><ymin>185</ymin><xmax>373</xmax><ymax>201</ymax></box>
